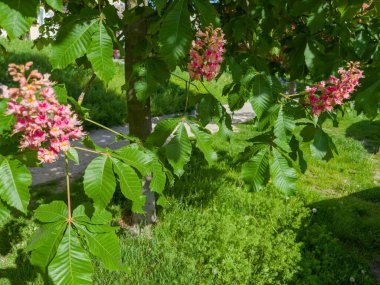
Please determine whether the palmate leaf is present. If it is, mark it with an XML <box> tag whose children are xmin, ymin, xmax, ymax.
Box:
<box><xmin>149</xmin><ymin>159</ymin><xmax>167</xmax><ymax>203</ymax></box>
<box><xmin>113</xmin><ymin>146</ymin><xmax>153</xmax><ymax>176</ymax></box>
<box><xmin>194</xmin><ymin>0</ymin><xmax>220</xmax><ymax>27</ymax></box>
<box><xmin>112</xmin><ymin>158</ymin><xmax>145</xmax><ymax>213</ymax></box>
<box><xmin>159</xmin><ymin>0</ymin><xmax>192</xmax><ymax>67</ymax></box>
<box><xmin>27</xmin><ymin>222</ymin><xmax>67</xmax><ymax>270</ymax></box>
<box><xmin>0</xmin><ymin>101</ymin><xmax>14</xmax><ymax>135</ymax></box>
<box><xmin>274</xmin><ymin>106</ymin><xmax>295</xmax><ymax>142</ymax></box>
<box><xmin>73</xmin><ymin>206</ymin><xmax>124</xmax><ymax>270</ymax></box>
<box><xmin>0</xmin><ymin>0</ymin><xmax>38</xmax><ymax>39</ymax></box>
<box><xmin>270</xmin><ymin>148</ymin><xmax>298</xmax><ymax>195</ymax></box>
<box><xmin>0</xmin><ymin>200</ymin><xmax>10</xmax><ymax>226</ymax></box>
<box><xmin>146</xmin><ymin>117</ymin><xmax>181</xmax><ymax>147</ymax></box>
<box><xmin>164</xmin><ymin>123</ymin><xmax>192</xmax><ymax>176</ymax></box>
<box><xmin>66</xmin><ymin>147</ymin><xmax>79</xmax><ymax>165</ymax></box>
<box><xmin>0</xmin><ymin>158</ymin><xmax>31</xmax><ymax>213</ymax></box>
<box><xmin>153</xmin><ymin>0</ymin><xmax>167</xmax><ymax>15</ymax></box>
<box><xmin>87</xmin><ymin>22</ymin><xmax>115</xmax><ymax>82</ymax></box>
<box><xmin>27</xmin><ymin>202</ymin><xmax>68</xmax><ymax>270</ymax></box>
<box><xmin>34</xmin><ymin>201</ymin><xmax>68</xmax><ymax>223</ymax></box>
<box><xmin>83</xmin><ymin>156</ymin><xmax>116</xmax><ymax>207</ymax></box>
<box><xmin>310</xmin><ymin>128</ymin><xmax>337</xmax><ymax>161</ymax></box>
<box><xmin>188</xmin><ymin>122</ymin><xmax>217</xmax><ymax>165</ymax></box>
<box><xmin>48</xmin><ymin>225</ymin><xmax>93</xmax><ymax>285</ymax></box>
<box><xmin>250</xmin><ymin>74</ymin><xmax>273</xmax><ymax>119</ymax></box>
<box><xmin>134</xmin><ymin>58</ymin><xmax>170</xmax><ymax>102</ymax></box>
<box><xmin>45</xmin><ymin>0</ymin><xmax>63</xmax><ymax>12</ymax></box>
<box><xmin>51</xmin><ymin>19</ymin><xmax>98</xmax><ymax>69</ymax></box>
<box><xmin>241</xmin><ymin>146</ymin><xmax>270</xmax><ymax>191</ymax></box>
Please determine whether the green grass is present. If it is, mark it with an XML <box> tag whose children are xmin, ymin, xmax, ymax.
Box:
<box><xmin>0</xmin><ymin>40</ymin><xmax>230</xmax><ymax>128</ymax></box>
<box><xmin>0</xmin><ymin>112</ymin><xmax>379</xmax><ymax>284</ymax></box>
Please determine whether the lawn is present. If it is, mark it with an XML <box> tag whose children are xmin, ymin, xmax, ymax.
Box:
<box><xmin>0</xmin><ymin>111</ymin><xmax>379</xmax><ymax>285</ymax></box>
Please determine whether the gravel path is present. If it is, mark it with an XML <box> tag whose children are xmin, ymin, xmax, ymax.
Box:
<box><xmin>30</xmin><ymin>103</ymin><xmax>254</xmax><ymax>186</ymax></box>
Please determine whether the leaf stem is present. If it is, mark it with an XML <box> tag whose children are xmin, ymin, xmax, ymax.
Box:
<box><xmin>85</xmin><ymin>118</ymin><xmax>126</xmax><ymax>137</ymax></box>
<box><xmin>184</xmin><ymin>78</ymin><xmax>190</xmax><ymax>113</ymax></box>
<box><xmin>199</xmin><ymin>81</ymin><xmax>213</xmax><ymax>97</ymax></box>
<box><xmin>65</xmin><ymin>156</ymin><xmax>72</xmax><ymax>224</ymax></box>
<box><xmin>171</xmin><ymin>72</ymin><xmax>199</xmax><ymax>90</ymax></box>
<box><xmin>73</xmin><ymin>146</ymin><xmax>107</xmax><ymax>156</ymax></box>
<box><xmin>279</xmin><ymin>91</ymin><xmax>305</xmax><ymax>98</ymax></box>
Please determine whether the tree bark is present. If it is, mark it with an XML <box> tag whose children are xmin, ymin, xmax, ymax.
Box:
<box><xmin>124</xmin><ymin>4</ymin><xmax>156</xmax><ymax>225</ymax></box>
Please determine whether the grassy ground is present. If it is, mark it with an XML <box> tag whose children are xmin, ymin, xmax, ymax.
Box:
<box><xmin>0</xmin><ymin>40</ymin><xmax>230</xmax><ymax>128</ymax></box>
<box><xmin>0</xmin><ymin>111</ymin><xmax>379</xmax><ymax>284</ymax></box>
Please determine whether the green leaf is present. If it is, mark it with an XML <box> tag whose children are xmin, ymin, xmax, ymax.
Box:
<box><xmin>65</xmin><ymin>147</ymin><xmax>79</xmax><ymax>165</ymax></box>
<box><xmin>0</xmin><ymin>0</ymin><xmax>38</xmax><ymax>39</ymax></box>
<box><xmin>270</xmin><ymin>148</ymin><xmax>298</xmax><ymax>195</ymax></box>
<box><xmin>188</xmin><ymin>122</ymin><xmax>217</xmax><ymax>165</ymax></box>
<box><xmin>34</xmin><ymin>201</ymin><xmax>68</xmax><ymax>223</ymax></box>
<box><xmin>46</xmin><ymin>0</ymin><xmax>63</xmax><ymax>12</ymax></box>
<box><xmin>134</xmin><ymin>58</ymin><xmax>170</xmax><ymax>102</ymax></box>
<box><xmin>0</xmin><ymin>158</ymin><xmax>31</xmax><ymax>213</ymax></box>
<box><xmin>274</xmin><ymin>106</ymin><xmax>295</xmax><ymax>152</ymax></box>
<box><xmin>48</xmin><ymin>225</ymin><xmax>93</xmax><ymax>285</ymax></box>
<box><xmin>53</xmin><ymin>85</ymin><xmax>68</xmax><ymax>104</ymax></box>
<box><xmin>146</xmin><ymin>118</ymin><xmax>181</xmax><ymax>147</ymax></box>
<box><xmin>87</xmin><ymin>22</ymin><xmax>115</xmax><ymax>82</ymax></box>
<box><xmin>112</xmin><ymin>158</ymin><xmax>145</xmax><ymax>213</ymax></box>
<box><xmin>0</xmin><ymin>101</ymin><xmax>14</xmax><ymax>135</ymax></box>
<box><xmin>310</xmin><ymin>128</ymin><xmax>328</xmax><ymax>159</ymax></box>
<box><xmin>304</xmin><ymin>42</ymin><xmax>316</xmax><ymax>72</ymax></box>
<box><xmin>0</xmin><ymin>200</ymin><xmax>10</xmax><ymax>226</ymax></box>
<box><xmin>149</xmin><ymin>159</ymin><xmax>167</xmax><ymax>195</ymax></box>
<box><xmin>159</xmin><ymin>0</ymin><xmax>192</xmax><ymax>67</ymax></box>
<box><xmin>164</xmin><ymin>123</ymin><xmax>192</xmax><ymax>176</ymax></box>
<box><xmin>250</xmin><ymin>74</ymin><xmax>273</xmax><ymax>119</ymax></box>
<box><xmin>113</xmin><ymin>146</ymin><xmax>153</xmax><ymax>176</ymax></box>
<box><xmin>274</xmin><ymin>106</ymin><xmax>295</xmax><ymax>141</ymax></box>
<box><xmin>28</xmin><ymin>223</ymin><xmax>67</xmax><ymax>270</ymax></box>
<box><xmin>241</xmin><ymin>147</ymin><xmax>270</xmax><ymax>191</ymax></box>
<box><xmin>77</xmin><ymin>225</ymin><xmax>123</xmax><ymax>270</ymax></box>
<box><xmin>83</xmin><ymin>156</ymin><xmax>116</xmax><ymax>207</ymax></box>
<box><xmin>153</xmin><ymin>0</ymin><xmax>166</xmax><ymax>15</ymax></box>
<box><xmin>194</xmin><ymin>0</ymin><xmax>220</xmax><ymax>27</ymax></box>
<box><xmin>51</xmin><ymin>19</ymin><xmax>98</xmax><ymax>69</ymax></box>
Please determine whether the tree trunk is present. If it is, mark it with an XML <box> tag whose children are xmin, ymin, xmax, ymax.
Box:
<box><xmin>124</xmin><ymin>6</ymin><xmax>156</xmax><ymax>225</ymax></box>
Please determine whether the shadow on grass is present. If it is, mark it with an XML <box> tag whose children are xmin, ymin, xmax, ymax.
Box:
<box><xmin>346</xmin><ymin>120</ymin><xmax>380</xmax><ymax>154</ymax></box>
<box><xmin>294</xmin><ymin>187</ymin><xmax>380</xmax><ymax>284</ymax></box>
<box><xmin>0</xmin><ymin>250</ymin><xmax>38</xmax><ymax>285</ymax></box>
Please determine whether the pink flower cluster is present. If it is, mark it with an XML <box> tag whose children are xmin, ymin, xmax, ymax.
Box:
<box><xmin>305</xmin><ymin>62</ymin><xmax>364</xmax><ymax>116</ymax></box>
<box><xmin>0</xmin><ymin>63</ymin><xmax>84</xmax><ymax>163</ymax></box>
<box><xmin>188</xmin><ymin>25</ymin><xmax>225</xmax><ymax>81</ymax></box>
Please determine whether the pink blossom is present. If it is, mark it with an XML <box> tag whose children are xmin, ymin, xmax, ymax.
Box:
<box><xmin>1</xmin><ymin>63</ymin><xmax>85</xmax><ymax>164</ymax></box>
<box><xmin>305</xmin><ymin>62</ymin><xmax>364</xmax><ymax>116</ymax></box>
<box><xmin>188</xmin><ymin>25</ymin><xmax>225</xmax><ymax>81</ymax></box>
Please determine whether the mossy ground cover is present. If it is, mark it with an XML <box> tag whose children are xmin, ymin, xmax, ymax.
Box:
<box><xmin>0</xmin><ymin>111</ymin><xmax>379</xmax><ymax>285</ymax></box>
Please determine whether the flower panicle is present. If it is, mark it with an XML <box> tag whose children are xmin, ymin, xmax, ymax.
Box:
<box><xmin>187</xmin><ymin>25</ymin><xmax>225</xmax><ymax>81</ymax></box>
<box><xmin>1</xmin><ymin>62</ymin><xmax>85</xmax><ymax>164</ymax></box>
<box><xmin>305</xmin><ymin>61</ymin><xmax>364</xmax><ymax>116</ymax></box>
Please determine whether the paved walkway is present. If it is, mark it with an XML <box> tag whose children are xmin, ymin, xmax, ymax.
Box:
<box><xmin>30</xmin><ymin>103</ymin><xmax>254</xmax><ymax>186</ymax></box>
